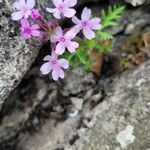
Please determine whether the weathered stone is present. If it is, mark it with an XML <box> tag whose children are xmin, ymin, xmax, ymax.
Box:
<box><xmin>62</xmin><ymin>68</ymin><xmax>95</xmax><ymax>96</ymax></box>
<box><xmin>124</xmin><ymin>0</ymin><xmax>149</xmax><ymax>6</ymax></box>
<box><xmin>81</xmin><ymin>59</ymin><xmax>150</xmax><ymax>150</ymax></box>
<box><xmin>0</xmin><ymin>0</ymin><xmax>41</xmax><ymax>109</ymax></box>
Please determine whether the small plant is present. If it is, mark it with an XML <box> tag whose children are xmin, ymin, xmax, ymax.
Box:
<box><xmin>11</xmin><ymin>0</ymin><xmax>125</xmax><ymax>81</ymax></box>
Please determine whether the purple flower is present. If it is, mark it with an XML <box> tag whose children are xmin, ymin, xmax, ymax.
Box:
<box><xmin>30</xmin><ymin>9</ymin><xmax>41</xmax><ymax>20</ymax></box>
<box><xmin>46</xmin><ymin>0</ymin><xmax>77</xmax><ymax>19</ymax></box>
<box><xmin>51</xmin><ymin>26</ymin><xmax>79</xmax><ymax>55</ymax></box>
<box><xmin>21</xmin><ymin>19</ymin><xmax>40</xmax><ymax>39</ymax></box>
<box><xmin>11</xmin><ymin>0</ymin><xmax>35</xmax><ymax>20</ymax></box>
<box><xmin>40</xmin><ymin>51</ymin><xmax>69</xmax><ymax>81</ymax></box>
<box><xmin>72</xmin><ymin>7</ymin><xmax>102</xmax><ymax>39</ymax></box>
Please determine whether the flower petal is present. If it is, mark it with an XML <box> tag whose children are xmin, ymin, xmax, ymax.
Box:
<box><xmin>51</xmin><ymin>51</ymin><xmax>58</xmax><ymax>60</ymax></box>
<box><xmin>65</xmin><ymin>0</ymin><xmax>77</xmax><ymax>7</ymax></box>
<box><xmin>59</xmin><ymin>69</ymin><xmax>65</xmax><ymax>79</ymax></box>
<box><xmin>11</xmin><ymin>11</ymin><xmax>23</xmax><ymax>20</ymax></box>
<box><xmin>72</xmin><ymin>25</ymin><xmax>82</xmax><ymax>34</ymax></box>
<box><xmin>52</xmin><ymin>69</ymin><xmax>59</xmax><ymax>81</ymax></box>
<box><xmin>55</xmin><ymin>43</ymin><xmax>66</xmax><ymax>55</ymax></box>
<box><xmin>58</xmin><ymin>59</ymin><xmax>69</xmax><ymax>69</ymax></box>
<box><xmin>83</xmin><ymin>28</ymin><xmax>95</xmax><ymax>39</ymax></box>
<box><xmin>65</xmin><ymin>29</ymin><xmax>77</xmax><ymax>39</ymax></box>
<box><xmin>30</xmin><ymin>24</ymin><xmax>40</xmax><ymax>30</ymax></box>
<box><xmin>53</xmin><ymin>0</ymin><xmax>62</xmax><ymax>6</ymax></box>
<box><xmin>63</xmin><ymin>8</ymin><xmax>76</xmax><ymax>18</ymax></box>
<box><xmin>50</xmin><ymin>35</ymin><xmax>59</xmax><ymax>42</ymax></box>
<box><xmin>19</xmin><ymin>0</ymin><xmax>26</xmax><ymax>5</ymax></box>
<box><xmin>46</xmin><ymin>8</ymin><xmax>55</xmax><ymax>13</ymax></box>
<box><xmin>55</xmin><ymin>26</ymin><xmax>63</xmax><ymax>37</ymax></box>
<box><xmin>66</xmin><ymin>41</ymin><xmax>79</xmax><ymax>53</ymax></box>
<box><xmin>21</xmin><ymin>18</ymin><xmax>30</xmax><ymax>28</ymax></box>
<box><xmin>31</xmin><ymin>30</ymin><xmax>40</xmax><ymax>37</ymax></box>
<box><xmin>91</xmin><ymin>18</ymin><xmax>102</xmax><ymax>30</ymax></box>
<box><xmin>22</xmin><ymin>32</ymin><xmax>32</xmax><ymax>39</ymax></box>
<box><xmin>81</xmin><ymin>7</ymin><xmax>91</xmax><ymax>20</ymax></box>
<box><xmin>43</xmin><ymin>55</ymin><xmax>51</xmax><ymax>61</ymax></box>
<box><xmin>72</xmin><ymin>16</ymin><xmax>81</xmax><ymax>24</ymax></box>
<box><xmin>13</xmin><ymin>1</ymin><xmax>21</xmax><ymax>10</ymax></box>
<box><xmin>24</xmin><ymin>10</ymin><xmax>31</xmax><ymax>19</ymax></box>
<box><xmin>27</xmin><ymin>0</ymin><xmax>35</xmax><ymax>9</ymax></box>
<box><xmin>53</xmin><ymin>10</ymin><xmax>61</xmax><ymax>19</ymax></box>
<box><xmin>40</xmin><ymin>62</ymin><xmax>52</xmax><ymax>75</ymax></box>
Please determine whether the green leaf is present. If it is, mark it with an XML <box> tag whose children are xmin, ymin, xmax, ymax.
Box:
<box><xmin>95</xmin><ymin>41</ymin><xmax>113</xmax><ymax>53</ymax></box>
<box><xmin>97</xmin><ymin>31</ymin><xmax>113</xmax><ymax>40</ymax></box>
<box><xmin>86</xmin><ymin>39</ymin><xmax>97</xmax><ymax>49</ymax></box>
<box><xmin>101</xmin><ymin>5</ymin><xmax>125</xmax><ymax>29</ymax></box>
<box><xmin>62</xmin><ymin>47</ymin><xmax>91</xmax><ymax>70</ymax></box>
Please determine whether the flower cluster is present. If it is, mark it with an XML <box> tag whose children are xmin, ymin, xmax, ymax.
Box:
<box><xmin>11</xmin><ymin>0</ymin><xmax>101</xmax><ymax>81</ymax></box>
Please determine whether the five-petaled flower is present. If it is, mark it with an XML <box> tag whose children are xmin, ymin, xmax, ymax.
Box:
<box><xmin>51</xmin><ymin>26</ymin><xmax>79</xmax><ymax>55</ymax></box>
<box><xmin>12</xmin><ymin>0</ymin><xmax>35</xmax><ymax>20</ymax></box>
<box><xmin>72</xmin><ymin>7</ymin><xmax>102</xmax><ymax>39</ymax></box>
<box><xmin>21</xmin><ymin>19</ymin><xmax>40</xmax><ymax>39</ymax></box>
<box><xmin>40</xmin><ymin>51</ymin><xmax>69</xmax><ymax>81</ymax></box>
<box><xmin>46</xmin><ymin>0</ymin><xmax>77</xmax><ymax>19</ymax></box>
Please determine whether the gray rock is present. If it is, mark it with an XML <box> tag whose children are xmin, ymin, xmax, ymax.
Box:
<box><xmin>13</xmin><ymin>60</ymin><xmax>150</xmax><ymax>150</ymax></box>
<box><xmin>0</xmin><ymin>0</ymin><xmax>41</xmax><ymax>109</ymax></box>
<box><xmin>62</xmin><ymin>68</ymin><xmax>96</xmax><ymax>96</ymax></box>
<box><xmin>125</xmin><ymin>0</ymin><xmax>148</xmax><ymax>6</ymax></box>
<box><xmin>81</xmin><ymin>59</ymin><xmax>150</xmax><ymax>150</ymax></box>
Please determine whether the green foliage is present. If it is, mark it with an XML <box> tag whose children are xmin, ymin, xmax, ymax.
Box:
<box><xmin>64</xmin><ymin>5</ymin><xmax>125</xmax><ymax>70</ymax></box>
<box><xmin>101</xmin><ymin>5</ymin><xmax>125</xmax><ymax>29</ymax></box>
<box><xmin>97</xmin><ymin>31</ymin><xmax>113</xmax><ymax>40</ymax></box>
<box><xmin>63</xmin><ymin>45</ymin><xmax>91</xmax><ymax>70</ymax></box>
<box><xmin>94</xmin><ymin>5</ymin><xmax>125</xmax><ymax>52</ymax></box>
<box><xmin>120</xmin><ymin>58</ymin><xmax>129</xmax><ymax>68</ymax></box>
<box><xmin>95</xmin><ymin>41</ymin><xmax>113</xmax><ymax>53</ymax></box>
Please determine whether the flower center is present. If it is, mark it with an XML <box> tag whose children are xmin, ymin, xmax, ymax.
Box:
<box><xmin>51</xmin><ymin>60</ymin><xmax>57</xmax><ymax>65</ymax></box>
<box><xmin>24</xmin><ymin>28</ymin><xmax>31</xmax><ymax>34</ymax></box>
<box><xmin>60</xmin><ymin>37</ymin><xmax>66</xmax><ymax>42</ymax></box>
<box><xmin>58</xmin><ymin>5</ymin><xmax>64</xmax><ymax>12</ymax></box>
<box><xmin>82</xmin><ymin>21</ymin><xmax>89</xmax><ymax>27</ymax></box>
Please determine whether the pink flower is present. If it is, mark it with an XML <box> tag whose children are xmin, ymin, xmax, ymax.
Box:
<box><xmin>11</xmin><ymin>0</ymin><xmax>35</xmax><ymax>20</ymax></box>
<box><xmin>51</xmin><ymin>27</ymin><xmax>79</xmax><ymax>55</ymax></box>
<box><xmin>72</xmin><ymin>7</ymin><xmax>102</xmax><ymax>39</ymax></box>
<box><xmin>30</xmin><ymin>9</ymin><xmax>41</xmax><ymax>20</ymax></box>
<box><xmin>40</xmin><ymin>51</ymin><xmax>69</xmax><ymax>81</ymax></box>
<box><xmin>46</xmin><ymin>0</ymin><xmax>77</xmax><ymax>19</ymax></box>
<box><xmin>21</xmin><ymin>19</ymin><xmax>40</xmax><ymax>39</ymax></box>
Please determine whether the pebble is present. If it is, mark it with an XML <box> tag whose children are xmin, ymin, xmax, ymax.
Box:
<box><xmin>91</xmin><ymin>92</ymin><xmax>102</xmax><ymax>102</ymax></box>
<box><xmin>71</xmin><ymin>97</ymin><xmax>84</xmax><ymax>110</ymax></box>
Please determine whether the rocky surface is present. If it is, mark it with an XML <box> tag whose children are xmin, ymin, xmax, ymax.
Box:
<box><xmin>0</xmin><ymin>1</ymin><xmax>150</xmax><ymax>150</ymax></box>
<box><xmin>81</xmin><ymin>60</ymin><xmax>150</xmax><ymax>150</ymax></box>
<box><xmin>2</xmin><ymin>52</ymin><xmax>149</xmax><ymax>150</ymax></box>
<box><xmin>125</xmin><ymin>0</ymin><xmax>145</xmax><ymax>6</ymax></box>
<box><xmin>0</xmin><ymin>0</ymin><xmax>41</xmax><ymax>109</ymax></box>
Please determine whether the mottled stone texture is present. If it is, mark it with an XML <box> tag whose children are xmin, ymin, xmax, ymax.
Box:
<box><xmin>82</xmin><ymin>60</ymin><xmax>150</xmax><ymax>150</ymax></box>
<box><xmin>0</xmin><ymin>0</ymin><xmax>41</xmax><ymax>109</ymax></box>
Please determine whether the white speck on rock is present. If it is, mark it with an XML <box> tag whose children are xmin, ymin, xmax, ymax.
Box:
<box><xmin>126</xmin><ymin>0</ymin><xmax>145</xmax><ymax>6</ymax></box>
<box><xmin>69</xmin><ymin>110</ymin><xmax>79</xmax><ymax>118</ymax></box>
<box><xmin>135</xmin><ymin>78</ymin><xmax>145</xmax><ymax>87</ymax></box>
<box><xmin>116</xmin><ymin>125</ymin><xmax>135</xmax><ymax>148</ymax></box>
